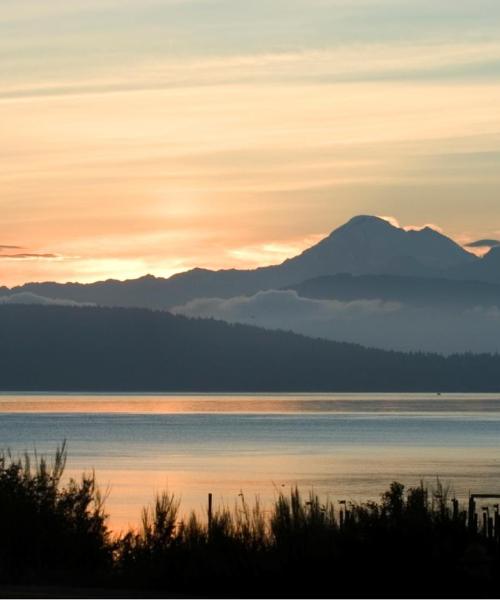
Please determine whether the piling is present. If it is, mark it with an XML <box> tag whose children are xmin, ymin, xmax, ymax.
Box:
<box><xmin>208</xmin><ymin>492</ymin><xmax>213</xmax><ymax>532</ymax></box>
<box><xmin>468</xmin><ymin>496</ymin><xmax>476</xmax><ymax>531</ymax></box>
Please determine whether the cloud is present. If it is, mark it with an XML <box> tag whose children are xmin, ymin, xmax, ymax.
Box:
<box><xmin>465</xmin><ymin>239</ymin><xmax>500</xmax><ymax>249</ymax></box>
<box><xmin>378</xmin><ymin>215</ymin><xmax>400</xmax><ymax>228</ymax></box>
<box><xmin>172</xmin><ymin>289</ymin><xmax>500</xmax><ymax>354</ymax></box>
<box><xmin>28</xmin><ymin>39</ymin><xmax>500</xmax><ymax>88</ymax></box>
<box><xmin>467</xmin><ymin>306</ymin><xmax>500</xmax><ymax>320</ymax></box>
<box><xmin>0</xmin><ymin>293</ymin><xmax>94</xmax><ymax>307</ymax></box>
<box><xmin>3</xmin><ymin>39</ymin><xmax>500</xmax><ymax>101</ymax></box>
<box><xmin>227</xmin><ymin>234</ymin><xmax>326</xmax><ymax>268</ymax></box>
<box><xmin>0</xmin><ymin>253</ymin><xmax>60</xmax><ymax>260</ymax></box>
<box><xmin>403</xmin><ymin>223</ymin><xmax>444</xmax><ymax>233</ymax></box>
<box><xmin>376</xmin><ymin>216</ymin><xmax>444</xmax><ymax>233</ymax></box>
<box><xmin>0</xmin><ymin>244</ymin><xmax>61</xmax><ymax>261</ymax></box>
<box><xmin>462</xmin><ymin>238</ymin><xmax>500</xmax><ymax>256</ymax></box>
<box><xmin>173</xmin><ymin>290</ymin><xmax>400</xmax><ymax>322</ymax></box>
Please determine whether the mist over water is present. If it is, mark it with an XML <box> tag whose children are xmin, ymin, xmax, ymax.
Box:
<box><xmin>2</xmin><ymin>393</ymin><xmax>500</xmax><ymax>530</ymax></box>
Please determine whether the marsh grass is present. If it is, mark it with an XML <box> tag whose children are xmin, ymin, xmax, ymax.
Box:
<box><xmin>114</xmin><ymin>482</ymin><xmax>499</xmax><ymax>596</ymax></box>
<box><xmin>0</xmin><ymin>445</ymin><xmax>499</xmax><ymax>597</ymax></box>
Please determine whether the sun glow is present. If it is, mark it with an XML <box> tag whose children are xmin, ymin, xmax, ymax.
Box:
<box><xmin>1</xmin><ymin>1</ymin><xmax>499</xmax><ymax>286</ymax></box>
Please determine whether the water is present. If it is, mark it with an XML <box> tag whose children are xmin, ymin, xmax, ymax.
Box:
<box><xmin>2</xmin><ymin>393</ymin><xmax>500</xmax><ymax>531</ymax></box>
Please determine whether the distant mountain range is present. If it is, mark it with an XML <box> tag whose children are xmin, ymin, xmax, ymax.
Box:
<box><xmin>2</xmin><ymin>215</ymin><xmax>499</xmax><ymax>310</ymax></box>
<box><xmin>2</xmin><ymin>214</ymin><xmax>500</xmax><ymax>358</ymax></box>
<box><xmin>1</xmin><ymin>304</ymin><xmax>500</xmax><ymax>392</ymax></box>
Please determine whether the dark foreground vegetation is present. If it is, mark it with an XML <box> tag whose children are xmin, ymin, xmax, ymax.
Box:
<box><xmin>1</xmin><ymin>304</ymin><xmax>500</xmax><ymax>391</ymax></box>
<box><xmin>2</xmin><ymin>446</ymin><xmax>500</xmax><ymax>598</ymax></box>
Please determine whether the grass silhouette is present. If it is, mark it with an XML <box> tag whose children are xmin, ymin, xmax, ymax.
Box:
<box><xmin>1</xmin><ymin>445</ymin><xmax>500</xmax><ymax>597</ymax></box>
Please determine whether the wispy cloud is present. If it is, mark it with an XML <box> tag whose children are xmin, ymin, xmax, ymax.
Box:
<box><xmin>403</xmin><ymin>223</ymin><xmax>444</xmax><ymax>233</ymax></box>
<box><xmin>0</xmin><ymin>244</ymin><xmax>67</xmax><ymax>262</ymax></box>
<box><xmin>0</xmin><ymin>292</ymin><xmax>93</xmax><ymax>306</ymax></box>
<box><xmin>3</xmin><ymin>41</ymin><xmax>500</xmax><ymax>101</ymax></box>
<box><xmin>0</xmin><ymin>253</ymin><xmax>60</xmax><ymax>260</ymax></box>
<box><xmin>227</xmin><ymin>234</ymin><xmax>326</xmax><ymax>268</ymax></box>
<box><xmin>465</xmin><ymin>239</ymin><xmax>500</xmax><ymax>248</ymax></box>
<box><xmin>377</xmin><ymin>216</ymin><xmax>445</xmax><ymax>234</ymax></box>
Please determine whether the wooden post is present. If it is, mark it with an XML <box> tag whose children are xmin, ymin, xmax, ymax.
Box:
<box><xmin>468</xmin><ymin>496</ymin><xmax>475</xmax><ymax>530</ymax></box>
<box><xmin>208</xmin><ymin>492</ymin><xmax>213</xmax><ymax>532</ymax></box>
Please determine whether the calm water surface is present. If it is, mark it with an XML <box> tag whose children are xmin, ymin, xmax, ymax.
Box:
<box><xmin>1</xmin><ymin>393</ymin><xmax>500</xmax><ymax>530</ymax></box>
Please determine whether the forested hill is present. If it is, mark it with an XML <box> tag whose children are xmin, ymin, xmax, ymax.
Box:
<box><xmin>0</xmin><ymin>304</ymin><xmax>499</xmax><ymax>392</ymax></box>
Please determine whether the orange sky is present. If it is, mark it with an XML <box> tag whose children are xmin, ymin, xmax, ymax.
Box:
<box><xmin>2</xmin><ymin>1</ymin><xmax>499</xmax><ymax>286</ymax></box>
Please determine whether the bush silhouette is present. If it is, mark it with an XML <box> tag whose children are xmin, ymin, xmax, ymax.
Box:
<box><xmin>0</xmin><ymin>442</ymin><xmax>111</xmax><ymax>585</ymax></box>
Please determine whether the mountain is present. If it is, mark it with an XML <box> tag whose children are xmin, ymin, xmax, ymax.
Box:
<box><xmin>449</xmin><ymin>246</ymin><xmax>500</xmax><ymax>284</ymax></box>
<box><xmin>274</xmin><ymin>215</ymin><xmax>475</xmax><ymax>281</ymax></box>
<box><xmin>288</xmin><ymin>273</ymin><xmax>500</xmax><ymax>308</ymax></box>
<box><xmin>1</xmin><ymin>304</ymin><xmax>500</xmax><ymax>392</ymax></box>
<box><xmin>3</xmin><ymin>215</ymin><xmax>478</xmax><ymax>309</ymax></box>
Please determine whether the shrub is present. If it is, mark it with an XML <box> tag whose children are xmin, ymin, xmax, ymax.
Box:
<box><xmin>0</xmin><ymin>442</ymin><xmax>111</xmax><ymax>585</ymax></box>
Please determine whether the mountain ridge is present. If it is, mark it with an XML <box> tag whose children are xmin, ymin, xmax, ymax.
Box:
<box><xmin>3</xmin><ymin>214</ymin><xmax>490</xmax><ymax>309</ymax></box>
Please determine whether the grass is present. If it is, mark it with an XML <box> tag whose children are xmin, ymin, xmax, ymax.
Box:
<box><xmin>1</xmin><ymin>445</ymin><xmax>499</xmax><ymax>598</ymax></box>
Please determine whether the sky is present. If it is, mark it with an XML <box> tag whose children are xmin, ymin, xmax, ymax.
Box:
<box><xmin>1</xmin><ymin>0</ymin><xmax>500</xmax><ymax>286</ymax></box>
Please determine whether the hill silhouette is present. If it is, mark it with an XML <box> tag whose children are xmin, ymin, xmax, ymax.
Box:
<box><xmin>1</xmin><ymin>215</ymin><xmax>485</xmax><ymax>310</ymax></box>
<box><xmin>1</xmin><ymin>304</ymin><xmax>499</xmax><ymax>392</ymax></box>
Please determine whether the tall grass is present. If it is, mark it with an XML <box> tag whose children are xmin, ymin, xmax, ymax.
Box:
<box><xmin>0</xmin><ymin>445</ymin><xmax>499</xmax><ymax>596</ymax></box>
<box><xmin>114</xmin><ymin>482</ymin><xmax>499</xmax><ymax>596</ymax></box>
